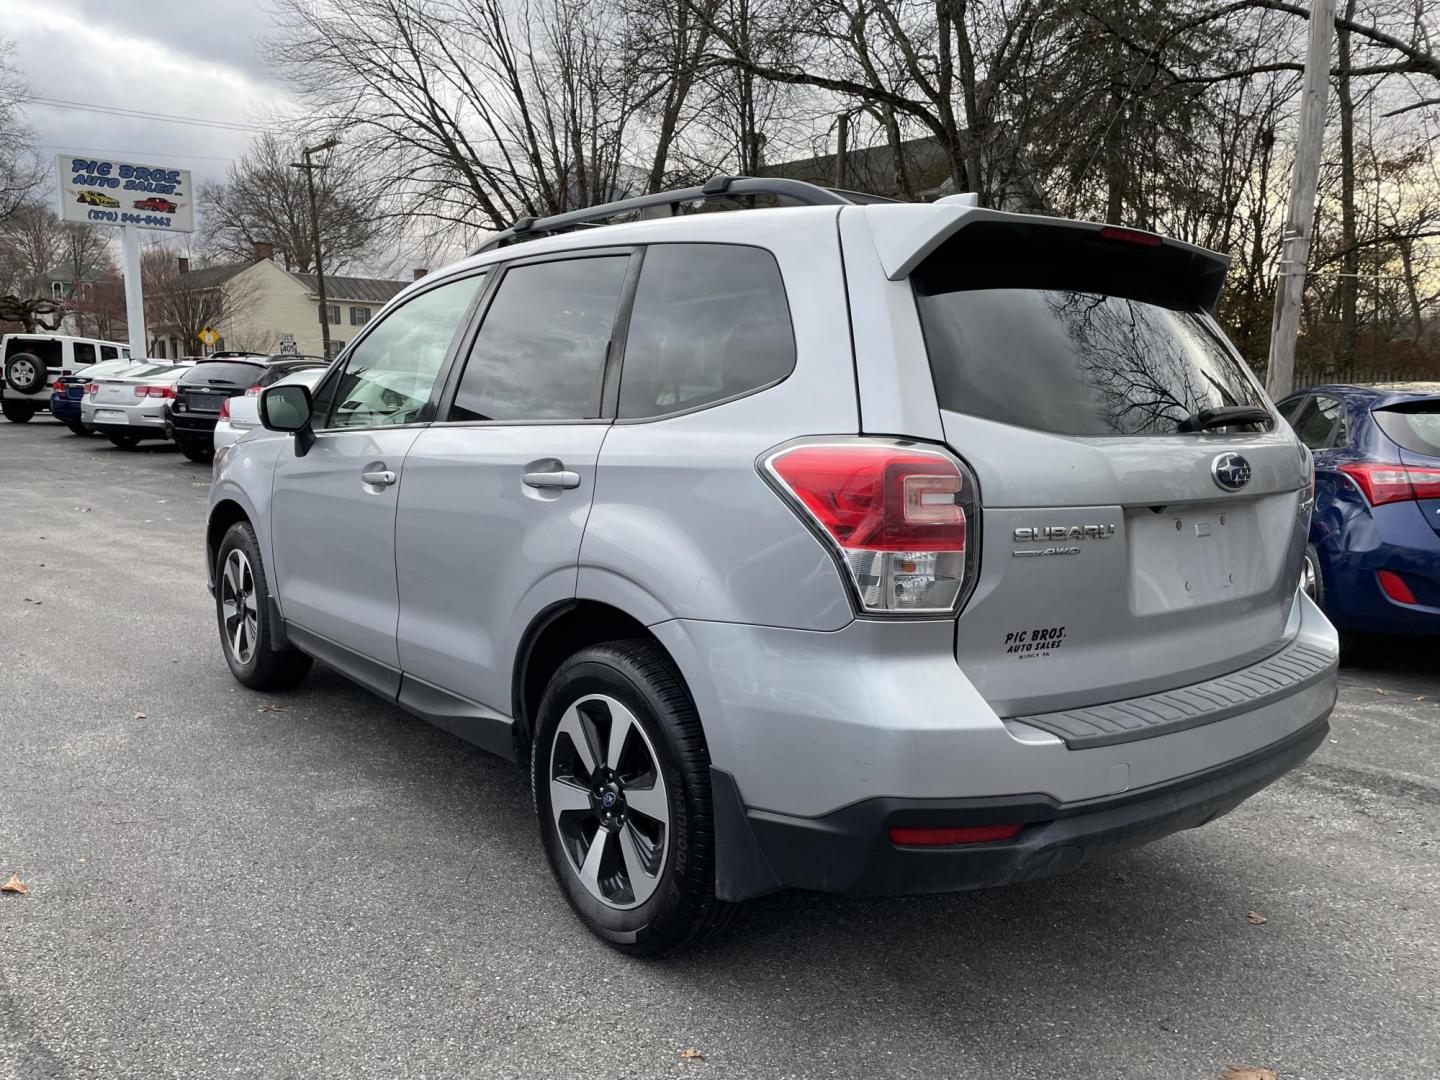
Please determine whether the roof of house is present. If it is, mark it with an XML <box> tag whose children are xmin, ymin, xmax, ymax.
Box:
<box><xmin>171</xmin><ymin>262</ymin><xmax>408</xmax><ymax>306</ymax></box>
<box><xmin>174</xmin><ymin>262</ymin><xmax>252</xmax><ymax>290</ymax></box>
<box><xmin>761</xmin><ymin>135</ymin><xmax>954</xmax><ymax>199</ymax></box>
<box><xmin>290</xmin><ymin>272</ymin><xmax>409</xmax><ymax>305</ymax></box>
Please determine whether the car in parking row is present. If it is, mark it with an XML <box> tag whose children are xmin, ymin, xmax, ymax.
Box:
<box><xmin>3</xmin><ymin>333</ymin><xmax>130</xmax><ymax>422</ymax></box>
<box><xmin>82</xmin><ymin>363</ymin><xmax>198</xmax><ymax>448</ymax></box>
<box><xmin>1280</xmin><ymin>382</ymin><xmax>1440</xmax><ymax>650</ymax></box>
<box><xmin>166</xmin><ymin>354</ymin><xmax>328</xmax><ymax>462</ymax></box>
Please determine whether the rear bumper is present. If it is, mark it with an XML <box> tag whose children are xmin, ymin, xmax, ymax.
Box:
<box><xmin>1318</xmin><ymin>501</ymin><xmax>1440</xmax><ymax>634</ymax></box>
<box><xmin>722</xmin><ymin>708</ymin><xmax>1330</xmax><ymax>897</ymax></box>
<box><xmin>92</xmin><ymin>421</ymin><xmax>170</xmax><ymax>441</ymax></box>
<box><xmin>49</xmin><ymin>395</ymin><xmax>82</xmax><ymax>421</ymax></box>
<box><xmin>165</xmin><ymin>411</ymin><xmax>219</xmax><ymax>442</ymax></box>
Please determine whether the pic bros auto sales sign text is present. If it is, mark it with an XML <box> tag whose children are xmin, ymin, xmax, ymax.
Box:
<box><xmin>57</xmin><ymin>155</ymin><xmax>194</xmax><ymax>234</ymax></box>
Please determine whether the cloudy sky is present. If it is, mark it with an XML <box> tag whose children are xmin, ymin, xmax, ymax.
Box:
<box><xmin>3</xmin><ymin>0</ymin><xmax>295</xmax><ymax>194</ymax></box>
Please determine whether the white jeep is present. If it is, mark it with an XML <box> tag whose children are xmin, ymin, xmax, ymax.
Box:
<box><xmin>2</xmin><ymin>333</ymin><xmax>131</xmax><ymax>423</ymax></box>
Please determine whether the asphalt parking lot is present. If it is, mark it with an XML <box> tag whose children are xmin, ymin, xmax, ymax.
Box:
<box><xmin>1</xmin><ymin>416</ymin><xmax>1437</xmax><ymax>1080</ymax></box>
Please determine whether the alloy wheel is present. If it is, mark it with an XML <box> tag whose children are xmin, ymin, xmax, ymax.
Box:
<box><xmin>11</xmin><ymin>359</ymin><xmax>34</xmax><ymax>385</ymax></box>
<box><xmin>1301</xmin><ymin>552</ymin><xmax>1318</xmax><ymax>601</ymax></box>
<box><xmin>220</xmin><ymin>549</ymin><xmax>259</xmax><ymax>665</ymax></box>
<box><xmin>549</xmin><ymin>694</ymin><xmax>670</xmax><ymax>910</ymax></box>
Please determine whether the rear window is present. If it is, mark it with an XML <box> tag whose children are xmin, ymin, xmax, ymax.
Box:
<box><xmin>180</xmin><ymin>361</ymin><xmax>264</xmax><ymax>386</ymax></box>
<box><xmin>1374</xmin><ymin>401</ymin><xmax>1440</xmax><ymax>457</ymax></box>
<box><xmin>914</xmin><ymin>287</ymin><xmax>1267</xmax><ymax>437</ymax></box>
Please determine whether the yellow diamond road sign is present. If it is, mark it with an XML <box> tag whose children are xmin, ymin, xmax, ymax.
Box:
<box><xmin>199</xmin><ymin>326</ymin><xmax>218</xmax><ymax>347</ymax></box>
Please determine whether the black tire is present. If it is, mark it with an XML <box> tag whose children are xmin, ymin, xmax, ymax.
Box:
<box><xmin>532</xmin><ymin>639</ymin><xmax>740</xmax><ymax>957</ymax></box>
<box><xmin>4</xmin><ymin>352</ymin><xmax>49</xmax><ymax>394</ymax></box>
<box><xmin>65</xmin><ymin>420</ymin><xmax>90</xmax><ymax>436</ymax></box>
<box><xmin>1</xmin><ymin>399</ymin><xmax>35</xmax><ymax>423</ymax></box>
<box><xmin>181</xmin><ymin>441</ymin><xmax>213</xmax><ymax>464</ymax></box>
<box><xmin>108</xmin><ymin>433</ymin><xmax>142</xmax><ymax>449</ymax></box>
<box><xmin>215</xmin><ymin>522</ymin><xmax>312</xmax><ymax>690</ymax></box>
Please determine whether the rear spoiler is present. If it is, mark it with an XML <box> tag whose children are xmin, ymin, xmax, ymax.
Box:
<box><xmin>856</xmin><ymin>204</ymin><xmax>1231</xmax><ymax>313</ymax></box>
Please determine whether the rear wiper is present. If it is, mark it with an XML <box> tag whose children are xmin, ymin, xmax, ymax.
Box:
<box><xmin>1177</xmin><ymin>405</ymin><xmax>1272</xmax><ymax>433</ymax></box>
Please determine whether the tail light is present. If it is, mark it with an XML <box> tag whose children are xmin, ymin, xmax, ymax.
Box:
<box><xmin>134</xmin><ymin>385</ymin><xmax>177</xmax><ymax>399</ymax></box>
<box><xmin>1096</xmin><ymin>225</ymin><xmax>1163</xmax><ymax>247</ymax></box>
<box><xmin>243</xmin><ymin>384</ymin><xmax>263</xmax><ymax>396</ymax></box>
<box><xmin>219</xmin><ymin>397</ymin><xmax>231</xmax><ymax>420</ymax></box>
<box><xmin>83</xmin><ymin>382</ymin><xmax>98</xmax><ymax>396</ymax></box>
<box><xmin>1338</xmin><ymin>462</ymin><xmax>1440</xmax><ymax>506</ymax></box>
<box><xmin>51</xmin><ymin>380</ymin><xmax>64</xmax><ymax>392</ymax></box>
<box><xmin>761</xmin><ymin>439</ymin><xmax>980</xmax><ymax>615</ymax></box>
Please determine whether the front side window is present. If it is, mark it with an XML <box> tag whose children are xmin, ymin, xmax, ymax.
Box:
<box><xmin>618</xmin><ymin>245</ymin><xmax>794</xmax><ymax>419</ymax></box>
<box><xmin>321</xmin><ymin>274</ymin><xmax>485</xmax><ymax>430</ymax></box>
<box><xmin>449</xmin><ymin>256</ymin><xmax>628</xmax><ymax>422</ymax></box>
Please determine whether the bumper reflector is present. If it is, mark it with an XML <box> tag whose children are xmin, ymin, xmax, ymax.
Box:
<box><xmin>1377</xmin><ymin>569</ymin><xmax>1418</xmax><ymax>605</ymax></box>
<box><xmin>889</xmin><ymin>824</ymin><xmax>1023</xmax><ymax>846</ymax></box>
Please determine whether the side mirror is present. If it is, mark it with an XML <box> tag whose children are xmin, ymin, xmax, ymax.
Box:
<box><xmin>260</xmin><ymin>383</ymin><xmax>315</xmax><ymax>455</ymax></box>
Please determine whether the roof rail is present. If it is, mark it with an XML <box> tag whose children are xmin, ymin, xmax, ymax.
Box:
<box><xmin>473</xmin><ymin>175</ymin><xmax>865</xmax><ymax>253</ymax></box>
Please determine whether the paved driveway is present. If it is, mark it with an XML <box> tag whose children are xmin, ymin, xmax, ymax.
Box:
<box><xmin>1</xmin><ymin>418</ymin><xmax>1436</xmax><ymax>1079</ymax></box>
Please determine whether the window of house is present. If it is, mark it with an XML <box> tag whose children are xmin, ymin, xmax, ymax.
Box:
<box><xmin>449</xmin><ymin>256</ymin><xmax>628</xmax><ymax>422</ymax></box>
<box><xmin>324</xmin><ymin>304</ymin><xmax>340</xmax><ymax>325</ymax></box>
<box><xmin>350</xmin><ymin>306</ymin><xmax>371</xmax><ymax>326</ymax></box>
<box><xmin>617</xmin><ymin>245</ymin><xmax>795</xmax><ymax>419</ymax></box>
<box><xmin>326</xmin><ymin>339</ymin><xmax>345</xmax><ymax>359</ymax></box>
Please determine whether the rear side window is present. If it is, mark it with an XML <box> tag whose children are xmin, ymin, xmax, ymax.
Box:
<box><xmin>913</xmin><ymin>252</ymin><xmax>1266</xmax><ymax>437</ymax></box>
<box><xmin>73</xmin><ymin>342</ymin><xmax>97</xmax><ymax>367</ymax></box>
<box><xmin>618</xmin><ymin>244</ymin><xmax>794</xmax><ymax>419</ymax></box>
<box><xmin>450</xmin><ymin>256</ymin><xmax>628</xmax><ymax>422</ymax></box>
<box><xmin>1291</xmin><ymin>394</ymin><xmax>1348</xmax><ymax>450</ymax></box>
<box><xmin>100</xmin><ymin>345</ymin><xmax>119</xmax><ymax>361</ymax></box>
<box><xmin>1374</xmin><ymin>400</ymin><xmax>1440</xmax><ymax>457</ymax></box>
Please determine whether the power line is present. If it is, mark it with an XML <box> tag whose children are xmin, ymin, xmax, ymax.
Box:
<box><xmin>42</xmin><ymin>144</ymin><xmax>240</xmax><ymax>164</ymax></box>
<box><xmin>31</xmin><ymin>97</ymin><xmax>264</xmax><ymax>133</ymax></box>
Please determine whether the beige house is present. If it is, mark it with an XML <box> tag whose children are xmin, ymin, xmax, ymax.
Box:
<box><xmin>152</xmin><ymin>244</ymin><xmax>414</xmax><ymax>359</ymax></box>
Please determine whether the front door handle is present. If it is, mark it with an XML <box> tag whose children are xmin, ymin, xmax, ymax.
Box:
<box><xmin>523</xmin><ymin>469</ymin><xmax>581</xmax><ymax>490</ymax></box>
<box><xmin>361</xmin><ymin>468</ymin><xmax>397</xmax><ymax>487</ymax></box>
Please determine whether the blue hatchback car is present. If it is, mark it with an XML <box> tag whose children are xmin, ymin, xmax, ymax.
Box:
<box><xmin>1277</xmin><ymin>383</ymin><xmax>1440</xmax><ymax>645</ymax></box>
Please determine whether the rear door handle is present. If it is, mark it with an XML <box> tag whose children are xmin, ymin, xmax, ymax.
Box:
<box><xmin>361</xmin><ymin>468</ymin><xmax>397</xmax><ymax>487</ymax></box>
<box><xmin>523</xmin><ymin>469</ymin><xmax>581</xmax><ymax>490</ymax></box>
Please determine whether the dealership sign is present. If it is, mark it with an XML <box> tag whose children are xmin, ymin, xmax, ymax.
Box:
<box><xmin>56</xmin><ymin>154</ymin><xmax>194</xmax><ymax>234</ymax></box>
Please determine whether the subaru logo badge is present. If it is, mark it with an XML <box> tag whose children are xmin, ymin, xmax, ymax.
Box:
<box><xmin>1211</xmin><ymin>452</ymin><xmax>1252</xmax><ymax>492</ymax></box>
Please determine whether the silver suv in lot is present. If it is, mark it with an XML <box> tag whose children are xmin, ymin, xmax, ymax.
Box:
<box><xmin>208</xmin><ymin>178</ymin><xmax>1338</xmax><ymax>956</ymax></box>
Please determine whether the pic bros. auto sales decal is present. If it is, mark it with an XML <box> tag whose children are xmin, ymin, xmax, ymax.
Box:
<box><xmin>56</xmin><ymin>155</ymin><xmax>195</xmax><ymax>234</ymax></box>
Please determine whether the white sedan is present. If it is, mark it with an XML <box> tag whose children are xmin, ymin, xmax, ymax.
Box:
<box><xmin>81</xmin><ymin>363</ymin><xmax>194</xmax><ymax>449</ymax></box>
<box><xmin>213</xmin><ymin>366</ymin><xmax>327</xmax><ymax>452</ymax></box>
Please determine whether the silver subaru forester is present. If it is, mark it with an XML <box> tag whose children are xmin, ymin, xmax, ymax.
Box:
<box><xmin>207</xmin><ymin>178</ymin><xmax>1337</xmax><ymax>956</ymax></box>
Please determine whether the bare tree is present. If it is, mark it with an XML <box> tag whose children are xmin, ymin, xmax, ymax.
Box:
<box><xmin>142</xmin><ymin>248</ymin><xmax>258</xmax><ymax>355</ymax></box>
<box><xmin>200</xmin><ymin>133</ymin><xmax>387</xmax><ymax>273</ymax></box>
<box><xmin>0</xmin><ymin>39</ymin><xmax>43</xmax><ymax>226</ymax></box>
<box><xmin>268</xmin><ymin>0</ymin><xmax>649</xmax><ymax>238</ymax></box>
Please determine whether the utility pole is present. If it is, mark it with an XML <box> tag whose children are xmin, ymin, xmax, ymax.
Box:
<box><xmin>1265</xmin><ymin>0</ymin><xmax>1337</xmax><ymax>399</ymax></box>
<box><xmin>291</xmin><ymin>138</ymin><xmax>340</xmax><ymax>357</ymax></box>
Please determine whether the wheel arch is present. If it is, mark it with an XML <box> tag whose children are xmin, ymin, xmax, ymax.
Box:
<box><xmin>206</xmin><ymin>498</ymin><xmax>252</xmax><ymax>589</ymax></box>
<box><xmin>511</xmin><ymin>599</ymin><xmax>678</xmax><ymax>761</ymax></box>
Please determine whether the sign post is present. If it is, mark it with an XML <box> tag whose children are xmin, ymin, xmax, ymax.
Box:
<box><xmin>56</xmin><ymin>154</ymin><xmax>196</xmax><ymax>362</ymax></box>
<box><xmin>120</xmin><ymin>225</ymin><xmax>146</xmax><ymax>360</ymax></box>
